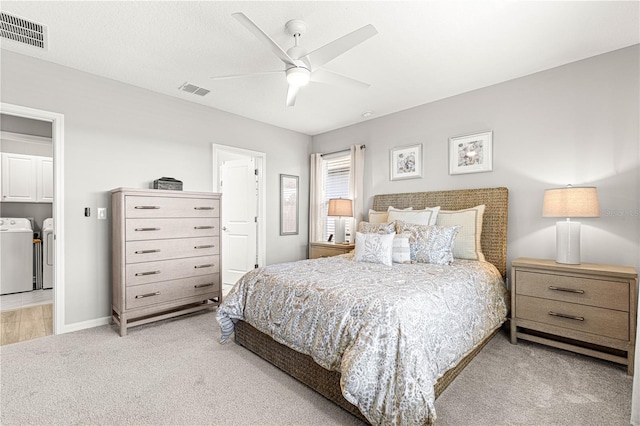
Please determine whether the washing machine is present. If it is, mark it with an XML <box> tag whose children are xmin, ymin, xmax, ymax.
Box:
<box><xmin>42</xmin><ymin>218</ymin><xmax>54</xmax><ymax>290</ymax></box>
<box><xmin>0</xmin><ymin>218</ymin><xmax>34</xmax><ymax>295</ymax></box>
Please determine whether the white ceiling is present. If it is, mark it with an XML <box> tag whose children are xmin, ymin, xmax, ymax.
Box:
<box><xmin>1</xmin><ymin>1</ymin><xmax>638</xmax><ymax>136</ymax></box>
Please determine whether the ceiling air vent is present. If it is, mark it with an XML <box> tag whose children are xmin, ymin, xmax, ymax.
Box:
<box><xmin>179</xmin><ymin>82</ymin><xmax>210</xmax><ymax>97</ymax></box>
<box><xmin>0</xmin><ymin>12</ymin><xmax>47</xmax><ymax>50</ymax></box>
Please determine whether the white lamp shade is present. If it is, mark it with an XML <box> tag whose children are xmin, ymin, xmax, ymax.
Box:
<box><xmin>542</xmin><ymin>186</ymin><xmax>600</xmax><ymax>218</ymax></box>
<box><xmin>328</xmin><ymin>198</ymin><xmax>353</xmax><ymax>217</ymax></box>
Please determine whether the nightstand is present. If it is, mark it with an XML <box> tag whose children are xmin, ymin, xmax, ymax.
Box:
<box><xmin>309</xmin><ymin>241</ymin><xmax>355</xmax><ymax>259</ymax></box>
<box><xmin>510</xmin><ymin>258</ymin><xmax>637</xmax><ymax>375</ymax></box>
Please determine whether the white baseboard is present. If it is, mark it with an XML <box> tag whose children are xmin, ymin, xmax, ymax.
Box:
<box><xmin>58</xmin><ymin>316</ymin><xmax>111</xmax><ymax>334</ymax></box>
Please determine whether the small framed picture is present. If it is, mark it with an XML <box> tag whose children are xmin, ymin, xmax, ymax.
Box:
<box><xmin>390</xmin><ymin>143</ymin><xmax>422</xmax><ymax>181</ymax></box>
<box><xmin>449</xmin><ymin>131</ymin><xmax>493</xmax><ymax>175</ymax></box>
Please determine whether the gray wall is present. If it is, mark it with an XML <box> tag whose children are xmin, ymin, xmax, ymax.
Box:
<box><xmin>313</xmin><ymin>45</ymin><xmax>640</xmax><ymax>276</ymax></box>
<box><xmin>1</xmin><ymin>51</ymin><xmax>311</xmax><ymax>326</ymax></box>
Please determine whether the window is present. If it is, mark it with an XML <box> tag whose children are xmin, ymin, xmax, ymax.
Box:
<box><xmin>323</xmin><ymin>154</ymin><xmax>351</xmax><ymax>241</ymax></box>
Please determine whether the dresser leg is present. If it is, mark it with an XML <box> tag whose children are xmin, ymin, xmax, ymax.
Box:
<box><xmin>510</xmin><ymin>319</ymin><xmax>517</xmax><ymax>344</ymax></box>
<box><xmin>119</xmin><ymin>314</ymin><xmax>127</xmax><ymax>337</ymax></box>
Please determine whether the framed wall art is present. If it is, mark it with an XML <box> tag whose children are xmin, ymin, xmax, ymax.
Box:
<box><xmin>449</xmin><ymin>131</ymin><xmax>493</xmax><ymax>175</ymax></box>
<box><xmin>280</xmin><ymin>174</ymin><xmax>299</xmax><ymax>235</ymax></box>
<box><xmin>390</xmin><ymin>143</ymin><xmax>422</xmax><ymax>181</ymax></box>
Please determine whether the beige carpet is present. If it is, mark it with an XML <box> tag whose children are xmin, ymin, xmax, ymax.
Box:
<box><xmin>0</xmin><ymin>310</ymin><xmax>633</xmax><ymax>425</ymax></box>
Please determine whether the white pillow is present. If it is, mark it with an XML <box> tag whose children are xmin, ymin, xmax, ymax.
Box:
<box><xmin>368</xmin><ymin>206</ymin><xmax>412</xmax><ymax>223</ymax></box>
<box><xmin>368</xmin><ymin>209</ymin><xmax>389</xmax><ymax>224</ymax></box>
<box><xmin>354</xmin><ymin>232</ymin><xmax>395</xmax><ymax>266</ymax></box>
<box><xmin>392</xmin><ymin>234</ymin><xmax>411</xmax><ymax>263</ymax></box>
<box><xmin>387</xmin><ymin>206</ymin><xmax>440</xmax><ymax>226</ymax></box>
<box><xmin>435</xmin><ymin>205</ymin><xmax>485</xmax><ymax>261</ymax></box>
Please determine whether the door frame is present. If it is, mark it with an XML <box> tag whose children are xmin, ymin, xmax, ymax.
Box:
<box><xmin>212</xmin><ymin>144</ymin><xmax>266</xmax><ymax>269</ymax></box>
<box><xmin>1</xmin><ymin>102</ymin><xmax>65</xmax><ymax>334</ymax></box>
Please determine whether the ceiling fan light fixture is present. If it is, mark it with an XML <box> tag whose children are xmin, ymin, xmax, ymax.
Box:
<box><xmin>286</xmin><ymin>67</ymin><xmax>310</xmax><ymax>87</ymax></box>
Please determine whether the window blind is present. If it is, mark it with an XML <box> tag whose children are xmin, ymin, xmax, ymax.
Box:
<box><xmin>323</xmin><ymin>154</ymin><xmax>351</xmax><ymax>241</ymax></box>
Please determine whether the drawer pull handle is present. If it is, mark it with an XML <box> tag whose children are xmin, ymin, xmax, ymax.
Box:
<box><xmin>135</xmin><ymin>227</ymin><xmax>160</xmax><ymax>232</ymax></box>
<box><xmin>134</xmin><ymin>249</ymin><xmax>161</xmax><ymax>254</ymax></box>
<box><xmin>548</xmin><ymin>311</ymin><xmax>584</xmax><ymax>321</ymax></box>
<box><xmin>194</xmin><ymin>264</ymin><xmax>214</xmax><ymax>269</ymax></box>
<box><xmin>194</xmin><ymin>226</ymin><xmax>214</xmax><ymax>230</ymax></box>
<box><xmin>194</xmin><ymin>207</ymin><xmax>214</xmax><ymax>210</ymax></box>
<box><xmin>194</xmin><ymin>245</ymin><xmax>214</xmax><ymax>249</ymax></box>
<box><xmin>549</xmin><ymin>286</ymin><xmax>584</xmax><ymax>294</ymax></box>
<box><xmin>135</xmin><ymin>292</ymin><xmax>160</xmax><ymax>299</ymax></box>
<box><xmin>134</xmin><ymin>206</ymin><xmax>160</xmax><ymax>209</ymax></box>
<box><xmin>195</xmin><ymin>283</ymin><xmax>214</xmax><ymax>288</ymax></box>
<box><xmin>135</xmin><ymin>270</ymin><xmax>160</xmax><ymax>276</ymax></box>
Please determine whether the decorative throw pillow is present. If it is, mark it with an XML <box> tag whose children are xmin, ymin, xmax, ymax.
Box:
<box><xmin>392</xmin><ymin>234</ymin><xmax>411</xmax><ymax>263</ymax></box>
<box><xmin>395</xmin><ymin>221</ymin><xmax>459</xmax><ymax>265</ymax></box>
<box><xmin>358</xmin><ymin>221</ymin><xmax>396</xmax><ymax>234</ymax></box>
<box><xmin>435</xmin><ymin>205</ymin><xmax>486</xmax><ymax>261</ymax></box>
<box><xmin>354</xmin><ymin>232</ymin><xmax>395</xmax><ymax>266</ymax></box>
<box><xmin>368</xmin><ymin>209</ymin><xmax>389</xmax><ymax>224</ymax></box>
<box><xmin>368</xmin><ymin>206</ymin><xmax>412</xmax><ymax>224</ymax></box>
<box><xmin>387</xmin><ymin>206</ymin><xmax>440</xmax><ymax>226</ymax></box>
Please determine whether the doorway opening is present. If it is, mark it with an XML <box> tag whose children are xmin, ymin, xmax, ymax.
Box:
<box><xmin>212</xmin><ymin>144</ymin><xmax>266</xmax><ymax>295</ymax></box>
<box><xmin>0</xmin><ymin>103</ymin><xmax>65</xmax><ymax>340</ymax></box>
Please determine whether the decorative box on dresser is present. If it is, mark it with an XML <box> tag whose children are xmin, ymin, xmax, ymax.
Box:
<box><xmin>510</xmin><ymin>257</ymin><xmax>638</xmax><ymax>375</ymax></box>
<box><xmin>111</xmin><ymin>188</ymin><xmax>222</xmax><ymax>336</ymax></box>
<box><xmin>309</xmin><ymin>241</ymin><xmax>355</xmax><ymax>259</ymax></box>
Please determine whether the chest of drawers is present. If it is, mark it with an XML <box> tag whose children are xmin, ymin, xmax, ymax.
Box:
<box><xmin>111</xmin><ymin>188</ymin><xmax>222</xmax><ymax>336</ymax></box>
<box><xmin>510</xmin><ymin>258</ymin><xmax>637</xmax><ymax>375</ymax></box>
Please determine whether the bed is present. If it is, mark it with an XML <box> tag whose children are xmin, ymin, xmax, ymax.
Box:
<box><xmin>217</xmin><ymin>187</ymin><xmax>509</xmax><ymax>425</ymax></box>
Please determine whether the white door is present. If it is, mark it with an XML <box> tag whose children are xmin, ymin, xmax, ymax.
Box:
<box><xmin>220</xmin><ymin>158</ymin><xmax>258</xmax><ymax>286</ymax></box>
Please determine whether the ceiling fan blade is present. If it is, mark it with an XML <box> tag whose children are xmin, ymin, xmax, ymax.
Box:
<box><xmin>286</xmin><ymin>85</ymin><xmax>299</xmax><ymax>107</ymax></box>
<box><xmin>303</xmin><ymin>24</ymin><xmax>378</xmax><ymax>69</ymax></box>
<box><xmin>211</xmin><ymin>71</ymin><xmax>281</xmax><ymax>81</ymax></box>
<box><xmin>310</xmin><ymin>68</ymin><xmax>370</xmax><ymax>89</ymax></box>
<box><xmin>232</xmin><ymin>12</ymin><xmax>297</xmax><ymax>68</ymax></box>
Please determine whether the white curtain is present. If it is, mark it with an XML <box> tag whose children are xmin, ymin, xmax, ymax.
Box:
<box><xmin>348</xmin><ymin>144</ymin><xmax>366</xmax><ymax>242</ymax></box>
<box><xmin>309</xmin><ymin>153</ymin><xmax>324</xmax><ymax>243</ymax></box>
<box><xmin>632</xmin><ymin>330</ymin><xmax>640</xmax><ymax>425</ymax></box>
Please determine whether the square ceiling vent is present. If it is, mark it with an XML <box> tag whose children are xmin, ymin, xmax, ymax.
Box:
<box><xmin>0</xmin><ymin>11</ymin><xmax>47</xmax><ymax>50</ymax></box>
<box><xmin>179</xmin><ymin>82</ymin><xmax>210</xmax><ymax>97</ymax></box>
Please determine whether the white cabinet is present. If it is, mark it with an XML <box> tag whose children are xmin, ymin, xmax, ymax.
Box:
<box><xmin>37</xmin><ymin>157</ymin><xmax>54</xmax><ymax>202</ymax></box>
<box><xmin>1</xmin><ymin>153</ymin><xmax>53</xmax><ymax>203</ymax></box>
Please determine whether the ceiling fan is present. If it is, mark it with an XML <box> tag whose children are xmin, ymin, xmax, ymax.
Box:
<box><xmin>212</xmin><ymin>13</ymin><xmax>378</xmax><ymax>106</ymax></box>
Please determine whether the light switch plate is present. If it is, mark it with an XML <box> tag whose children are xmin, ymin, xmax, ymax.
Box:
<box><xmin>97</xmin><ymin>208</ymin><xmax>107</xmax><ymax>220</ymax></box>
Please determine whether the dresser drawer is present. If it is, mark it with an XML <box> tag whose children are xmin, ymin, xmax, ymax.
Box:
<box><xmin>515</xmin><ymin>270</ymin><xmax>629</xmax><ymax>311</ymax></box>
<box><xmin>516</xmin><ymin>295</ymin><xmax>629</xmax><ymax>340</ymax></box>
<box><xmin>125</xmin><ymin>218</ymin><xmax>219</xmax><ymax>241</ymax></box>
<box><xmin>125</xmin><ymin>196</ymin><xmax>219</xmax><ymax>218</ymax></box>
<box><xmin>126</xmin><ymin>237</ymin><xmax>219</xmax><ymax>264</ymax></box>
<box><xmin>126</xmin><ymin>255</ymin><xmax>220</xmax><ymax>286</ymax></box>
<box><xmin>126</xmin><ymin>274</ymin><xmax>220</xmax><ymax>310</ymax></box>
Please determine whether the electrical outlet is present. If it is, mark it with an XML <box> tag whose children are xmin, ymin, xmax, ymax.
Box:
<box><xmin>97</xmin><ymin>208</ymin><xmax>107</xmax><ymax>220</ymax></box>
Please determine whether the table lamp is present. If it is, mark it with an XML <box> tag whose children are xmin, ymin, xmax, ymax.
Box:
<box><xmin>542</xmin><ymin>185</ymin><xmax>600</xmax><ymax>264</ymax></box>
<box><xmin>327</xmin><ymin>198</ymin><xmax>353</xmax><ymax>244</ymax></box>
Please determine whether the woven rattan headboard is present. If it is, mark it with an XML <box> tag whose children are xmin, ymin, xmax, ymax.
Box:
<box><xmin>372</xmin><ymin>187</ymin><xmax>509</xmax><ymax>278</ymax></box>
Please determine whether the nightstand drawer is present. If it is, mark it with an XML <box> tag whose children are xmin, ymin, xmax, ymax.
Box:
<box><xmin>516</xmin><ymin>295</ymin><xmax>629</xmax><ymax>340</ymax></box>
<box><xmin>516</xmin><ymin>270</ymin><xmax>629</xmax><ymax>311</ymax></box>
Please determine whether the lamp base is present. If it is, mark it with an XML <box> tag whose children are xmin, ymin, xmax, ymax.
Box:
<box><xmin>556</xmin><ymin>220</ymin><xmax>581</xmax><ymax>264</ymax></box>
<box><xmin>334</xmin><ymin>218</ymin><xmax>345</xmax><ymax>244</ymax></box>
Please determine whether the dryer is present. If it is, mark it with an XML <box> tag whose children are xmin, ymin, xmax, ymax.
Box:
<box><xmin>1</xmin><ymin>218</ymin><xmax>34</xmax><ymax>295</ymax></box>
<box><xmin>42</xmin><ymin>218</ymin><xmax>54</xmax><ymax>289</ymax></box>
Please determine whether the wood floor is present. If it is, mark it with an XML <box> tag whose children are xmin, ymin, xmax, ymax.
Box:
<box><xmin>0</xmin><ymin>304</ymin><xmax>53</xmax><ymax>346</ymax></box>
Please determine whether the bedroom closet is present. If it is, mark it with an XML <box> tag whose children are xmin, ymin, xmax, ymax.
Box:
<box><xmin>0</xmin><ymin>114</ymin><xmax>55</xmax><ymax>345</ymax></box>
